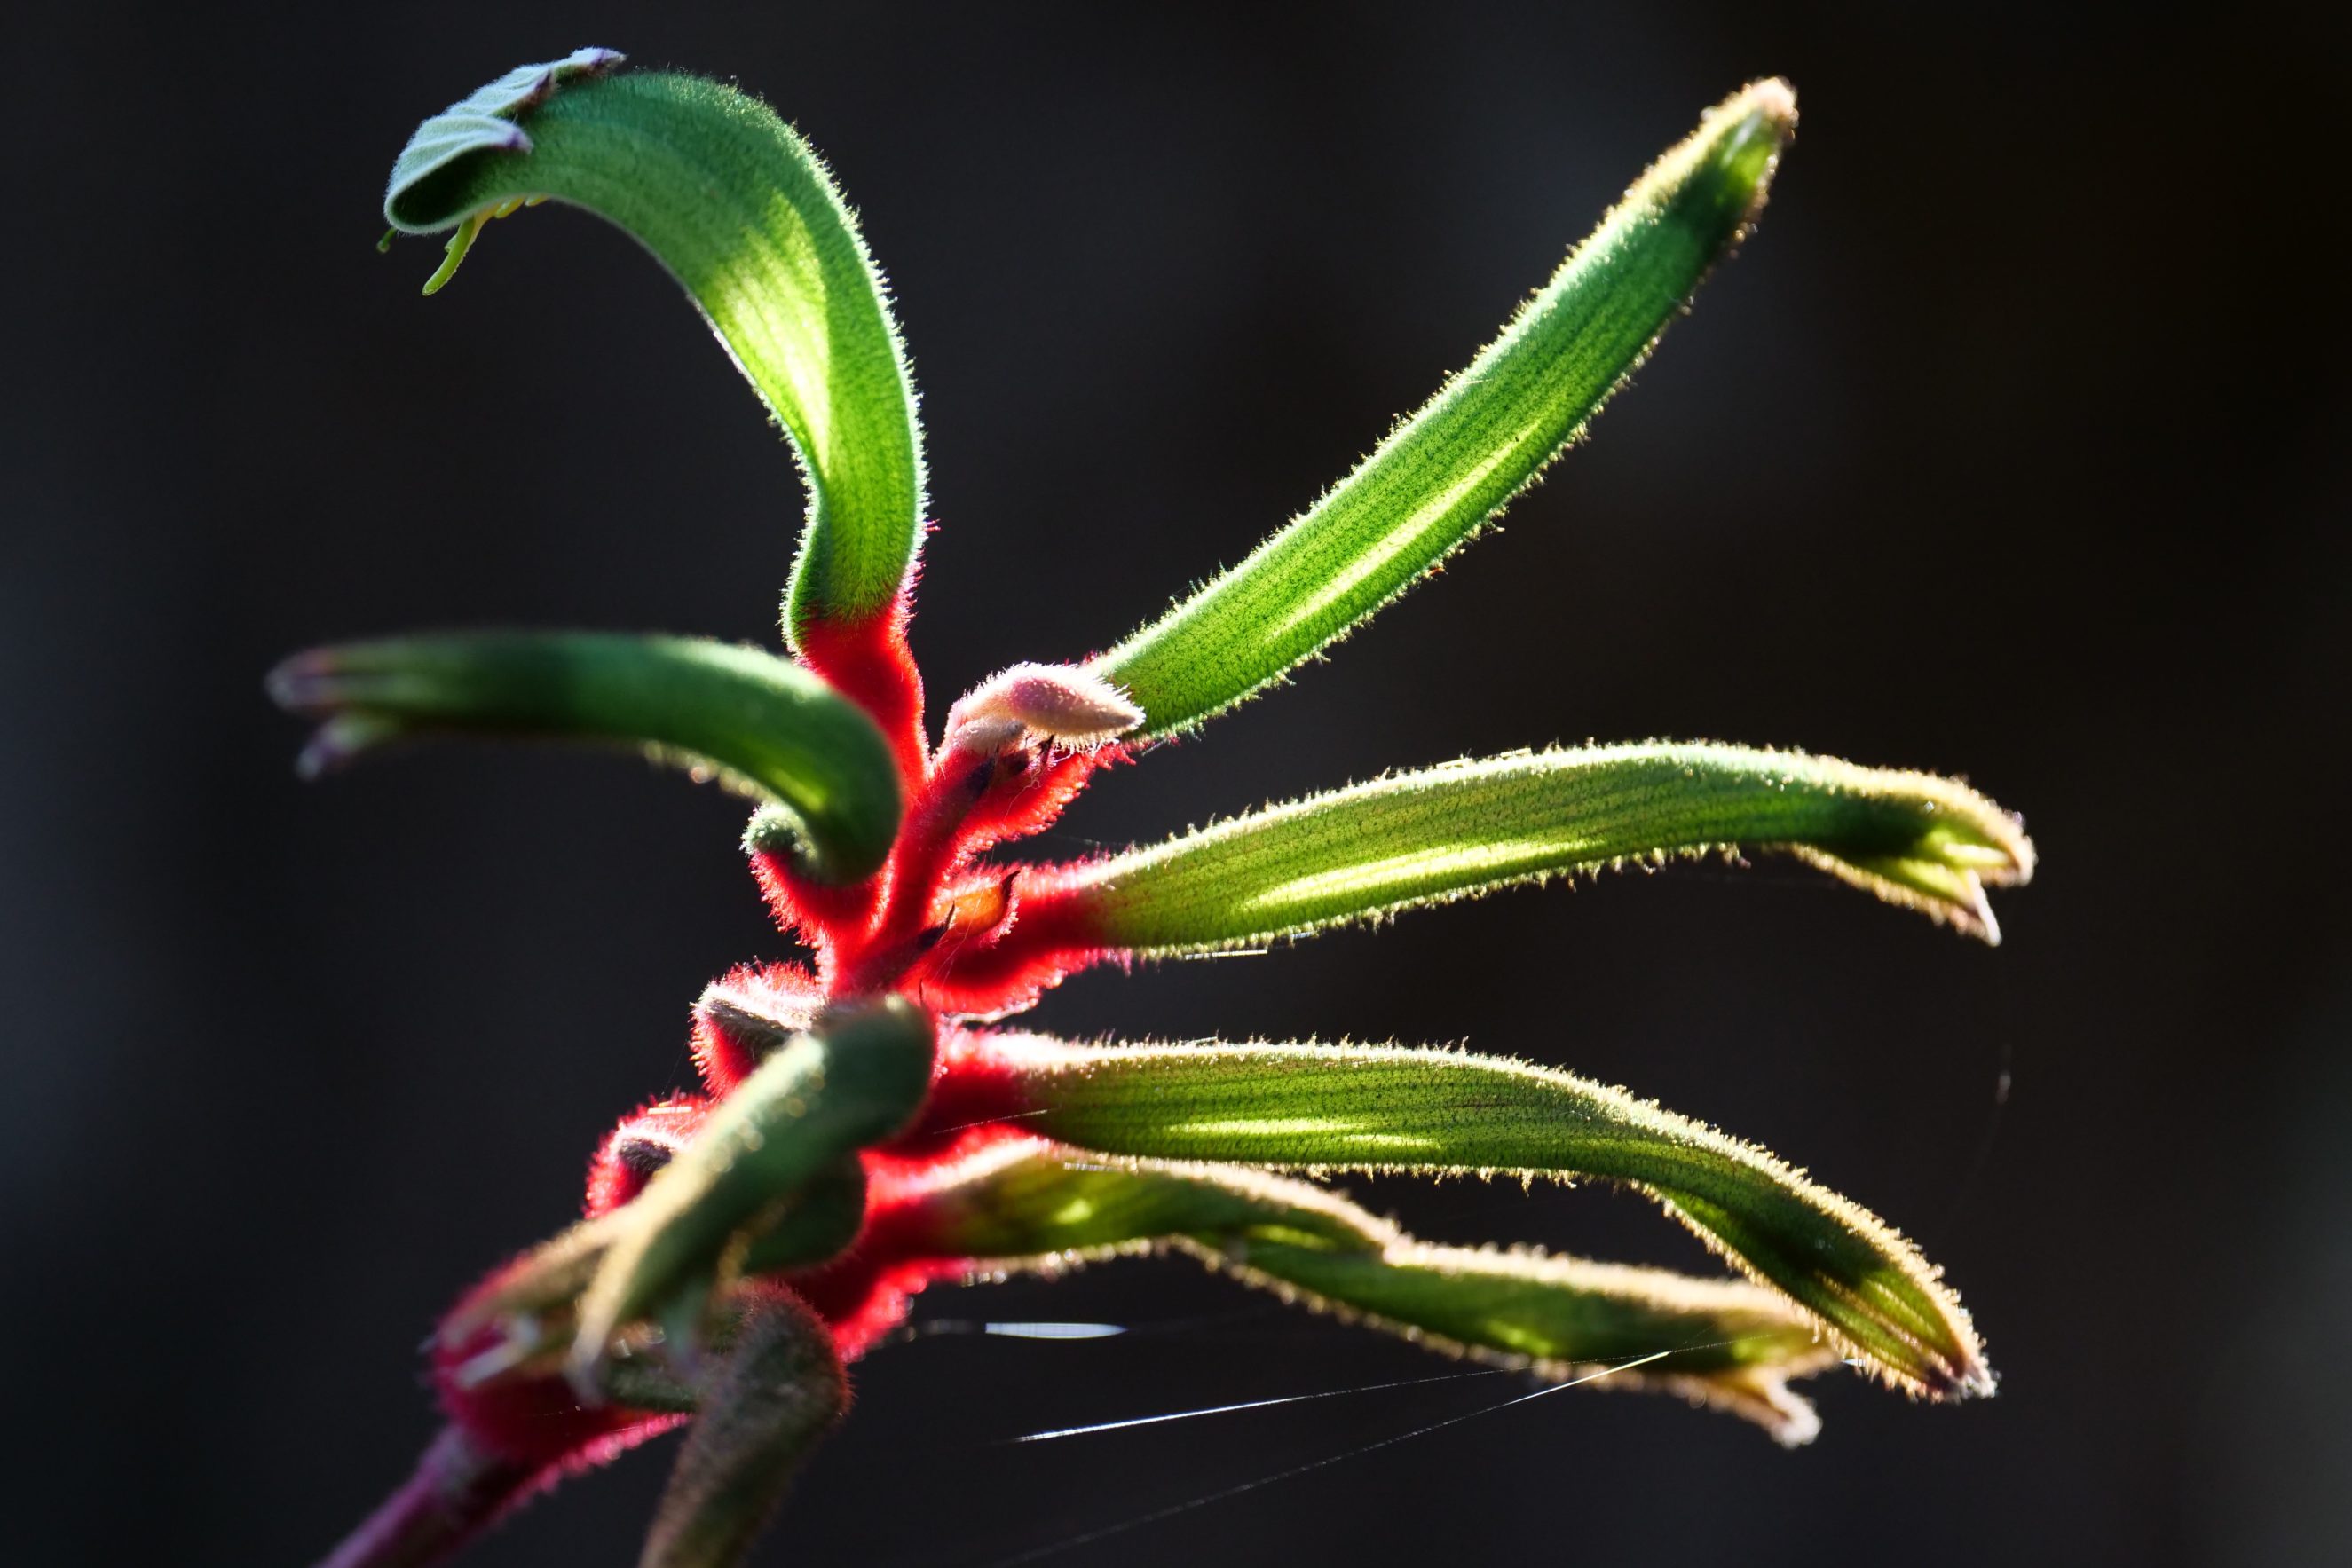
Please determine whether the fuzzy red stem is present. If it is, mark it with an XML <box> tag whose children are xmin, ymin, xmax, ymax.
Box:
<box><xmin>793</xmin><ymin>591</ymin><xmax>927</xmax><ymax>796</ymax></box>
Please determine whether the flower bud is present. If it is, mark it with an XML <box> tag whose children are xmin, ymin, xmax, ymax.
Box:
<box><xmin>692</xmin><ymin>965</ymin><xmax>825</xmax><ymax>1097</ymax></box>
<box><xmin>943</xmin><ymin>661</ymin><xmax>1143</xmax><ymax>755</ymax></box>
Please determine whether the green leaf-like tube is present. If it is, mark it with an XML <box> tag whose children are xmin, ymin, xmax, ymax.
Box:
<box><xmin>983</xmin><ymin>1035</ymin><xmax>1987</xmax><ymax>1398</ymax></box>
<box><xmin>878</xmin><ymin>1136</ymin><xmax>1837</xmax><ymax>1441</ymax></box>
<box><xmin>1047</xmin><ymin>742</ymin><xmax>2032</xmax><ymax>949</ymax></box>
<box><xmin>1094</xmin><ymin>80</ymin><xmax>1795</xmax><ymax>735</ymax></box>
<box><xmin>383</xmin><ymin>56</ymin><xmax>927</xmax><ymax>638</ymax></box>
<box><xmin>269</xmin><ymin>632</ymin><xmax>902</xmax><ymax>883</ymax></box>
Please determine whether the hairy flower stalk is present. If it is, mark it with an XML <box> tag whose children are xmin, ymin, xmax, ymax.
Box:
<box><xmin>286</xmin><ymin>53</ymin><xmax>2032</xmax><ymax>1568</ymax></box>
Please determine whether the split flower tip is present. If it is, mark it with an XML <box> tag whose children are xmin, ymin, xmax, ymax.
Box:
<box><xmin>381</xmin><ymin>45</ymin><xmax>626</xmax><ymax>235</ymax></box>
<box><xmin>269</xmin><ymin>650</ymin><xmax>407</xmax><ymax>777</ymax></box>
<box><xmin>1797</xmin><ymin>776</ymin><xmax>2036</xmax><ymax>946</ymax></box>
<box><xmin>379</xmin><ymin>46</ymin><xmax>623</xmax><ymax>297</ymax></box>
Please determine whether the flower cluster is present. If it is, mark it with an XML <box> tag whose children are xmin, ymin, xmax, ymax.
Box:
<box><xmin>288</xmin><ymin>52</ymin><xmax>2031</xmax><ymax>1568</ymax></box>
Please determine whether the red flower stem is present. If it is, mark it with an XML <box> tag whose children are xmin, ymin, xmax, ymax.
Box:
<box><xmin>833</xmin><ymin>736</ymin><xmax>998</xmax><ymax>995</ymax></box>
<box><xmin>792</xmin><ymin>596</ymin><xmax>927</xmax><ymax>797</ymax></box>
<box><xmin>905</xmin><ymin>876</ymin><xmax>1109</xmax><ymax>1016</ymax></box>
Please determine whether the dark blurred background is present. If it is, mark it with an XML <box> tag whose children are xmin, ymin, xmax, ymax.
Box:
<box><xmin>6</xmin><ymin>2</ymin><xmax>2347</xmax><ymax>1564</ymax></box>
